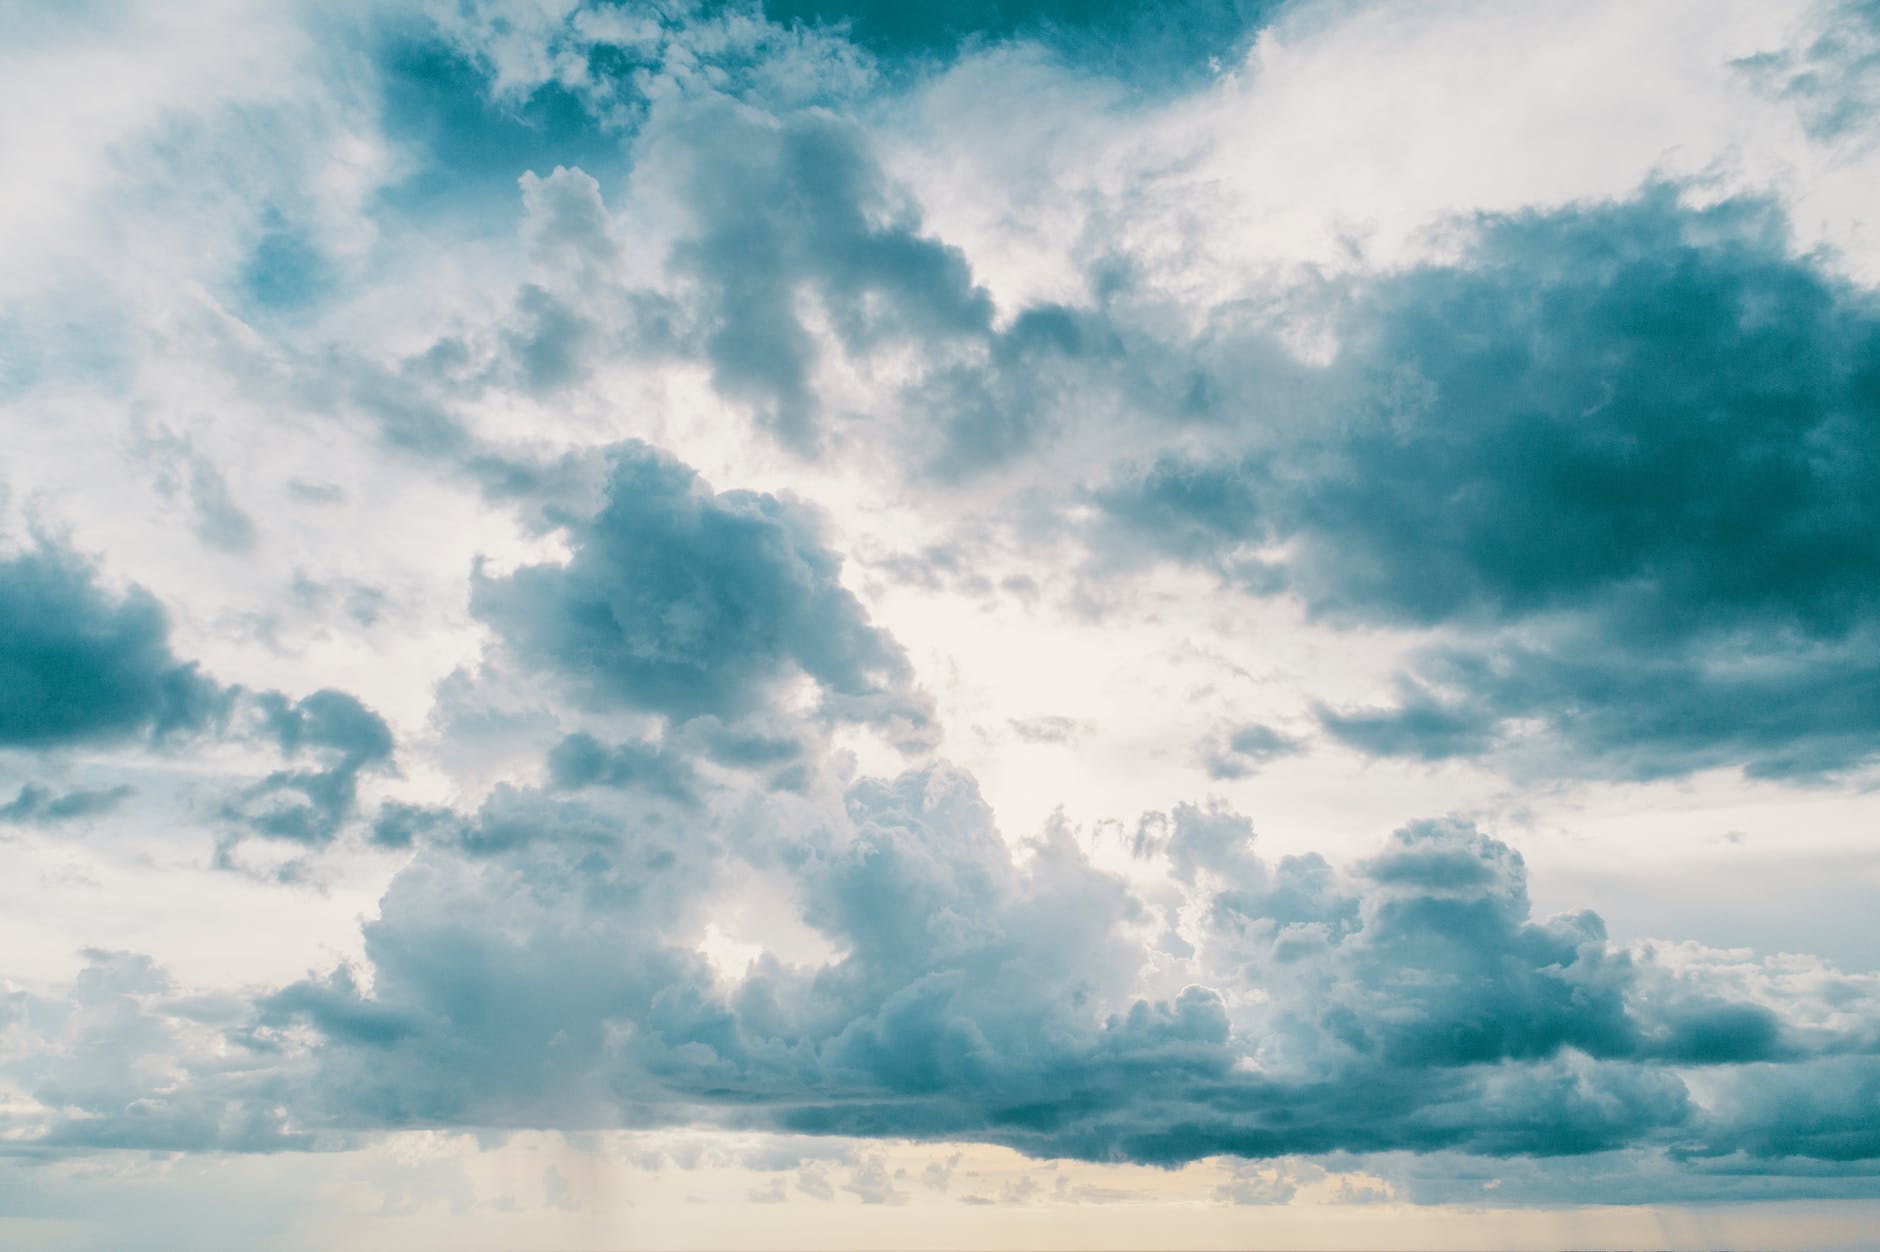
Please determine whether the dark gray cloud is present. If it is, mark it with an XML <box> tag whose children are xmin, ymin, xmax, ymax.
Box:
<box><xmin>0</xmin><ymin>544</ymin><xmax>227</xmax><ymax>749</ymax></box>
<box><xmin>1094</xmin><ymin>456</ymin><xmax>1268</xmax><ymax>567</ymax></box>
<box><xmin>909</xmin><ymin>302</ymin><xmax>1150</xmax><ymax>481</ymax></box>
<box><xmin>1694</xmin><ymin>1054</ymin><xmax>1880</xmax><ymax>1162</ymax></box>
<box><xmin>369</xmin><ymin>800</ymin><xmax>459</xmax><ymax>850</ymax></box>
<box><xmin>473</xmin><ymin>441</ymin><xmax>933</xmax><ymax>742</ymax></box>
<box><xmin>1314</xmin><ymin>684</ymin><xmax>1497</xmax><ymax>763</ymax></box>
<box><xmin>1284</xmin><ymin>192</ymin><xmax>1880</xmax><ymax>638</ymax></box>
<box><xmin>1092</xmin><ymin>188</ymin><xmax>1880</xmax><ymax>780</ymax></box>
<box><xmin>545</xmin><ymin>731</ymin><xmax>699</xmax><ymax>804</ymax></box>
<box><xmin>501</xmin><ymin>283</ymin><xmax>601</xmax><ymax>395</ymax></box>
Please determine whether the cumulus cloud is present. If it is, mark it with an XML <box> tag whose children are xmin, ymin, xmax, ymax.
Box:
<box><xmin>2</xmin><ymin>949</ymin><xmax>314</xmax><ymax>1153</ymax></box>
<box><xmin>472</xmin><ymin>441</ymin><xmax>934</xmax><ymax>742</ymax></box>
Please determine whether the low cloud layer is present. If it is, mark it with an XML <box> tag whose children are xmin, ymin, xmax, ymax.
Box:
<box><xmin>12</xmin><ymin>762</ymin><xmax>1880</xmax><ymax>1183</ymax></box>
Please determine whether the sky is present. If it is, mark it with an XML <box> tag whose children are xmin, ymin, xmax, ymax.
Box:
<box><xmin>3</xmin><ymin>0</ymin><xmax>1880</xmax><ymax>1248</ymax></box>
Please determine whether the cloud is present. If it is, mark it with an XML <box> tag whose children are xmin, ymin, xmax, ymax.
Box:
<box><xmin>0</xmin><ymin>543</ymin><xmax>227</xmax><ymax>748</ymax></box>
<box><xmin>1694</xmin><ymin>1054</ymin><xmax>1880</xmax><ymax>1162</ymax></box>
<box><xmin>0</xmin><ymin>782</ymin><xmax>136</xmax><ymax>825</ymax></box>
<box><xmin>140</xmin><ymin>432</ymin><xmax>259</xmax><ymax>554</ymax></box>
<box><xmin>1735</xmin><ymin>0</ymin><xmax>1880</xmax><ymax>146</ymax></box>
<box><xmin>7</xmin><ymin>0</ymin><xmax>1880</xmax><ymax>1229</ymax></box>
<box><xmin>842</xmin><ymin>1152</ymin><xmax>909</xmax><ymax>1204</ymax></box>
<box><xmin>651</xmin><ymin>104</ymin><xmax>993</xmax><ymax>450</ymax></box>
<box><xmin>544</xmin><ymin>731</ymin><xmax>699</xmax><ymax>802</ymax></box>
<box><xmin>1201</xmin><ymin>722</ymin><xmax>1300</xmax><ymax>779</ymax></box>
<box><xmin>221</xmin><ymin>689</ymin><xmax>396</xmax><ymax>846</ymax></box>
<box><xmin>1314</xmin><ymin>686</ymin><xmax>1497</xmax><ymax>763</ymax></box>
<box><xmin>1213</xmin><ymin>1157</ymin><xmax>1316</xmax><ymax>1204</ymax></box>
<box><xmin>4</xmin><ymin>949</ymin><xmax>313</xmax><ymax>1153</ymax></box>
<box><xmin>0</xmin><ymin>545</ymin><xmax>399</xmax><ymax>857</ymax></box>
<box><xmin>28</xmin><ymin>754</ymin><xmax>1877</xmax><ymax>1188</ymax></box>
<box><xmin>1374</xmin><ymin>1138</ymin><xmax>1880</xmax><ymax>1205</ymax></box>
<box><xmin>1009</xmin><ymin>715</ymin><xmax>1083</xmax><ymax>744</ymax></box>
<box><xmin>473</xmin><ymin>441</ymin><xmax>934</xmax><ymax>742</ymax></box>
<box><xmin>763</xmin><ymin>0</ymin><xmax>1281</xmax><ymax>85</ymax></box>
<box><xmin>1093</xmin><ymin>187</ymin><xmax>1880</xmax><ymax>780</ymax></box>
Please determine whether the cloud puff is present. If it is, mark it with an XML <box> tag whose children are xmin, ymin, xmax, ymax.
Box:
<box><xmin>222</xmin><ymin>689</ymin><xmax>397</xmax><ymax>846</ymax></box>
<box><xmin>0</xmin><ymin>544</ymin><xmax>226</xmax><ymax>748</ymax></box>
<box><xmin>0</xmin><ymin>545</ymin><xmax>399</xmax><ymax>856</ymax></box>
<box><xmin>1200</xmin><ymin>722</ymin><xmax>1299</xmax><ymax>779</ymax></box>
<box><xmin>473</xmin><ymin>441</ymin><xmax>933</xmax><ymax>741</ymax></box>
<box><xmin>651</xmin><ymin>105</ymin><xmax>993</xmax><ymax>450</ymax></box>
